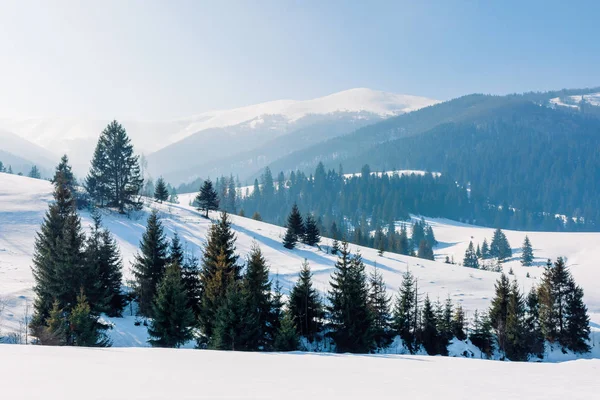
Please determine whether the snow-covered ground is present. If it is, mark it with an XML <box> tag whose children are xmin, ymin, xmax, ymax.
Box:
<box><xmin>1</xmin><ymin>344</ymin><xmax>598</xmax><ymax>400</ymax></box>
<box><xmin>549</xmin><ymin>92</ymin><xmax>600</xmax><ymax>108</ymax></box>
<box><xmin>1</xmin><ymin>172</ymin><xmax>600</xmax><ymax>353</ymax></box>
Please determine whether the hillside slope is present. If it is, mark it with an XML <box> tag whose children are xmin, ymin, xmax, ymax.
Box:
<box><xmin>1</xmin><ymin>173</ymin><xmax>599</xmax><ymax>349</ymax></box>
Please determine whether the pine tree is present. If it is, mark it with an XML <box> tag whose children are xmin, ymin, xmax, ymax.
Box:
<box><xmin>154</xmin><ymin>177</ymin><xmax>169</xmax><ymax>203</ymax></box>
<box><xmin>469</xmin><ymin>310</ymin><xmax>495</xmax><ymax>358</ymax></box>
<box><xmin>84</xmin><ymin>212</ymin><xmax>125</xmax><ymax>316</ymax></box>
<box><xmin>148</xmin><ymin>264</ymin><xmax>195</xmax><ymax>348</ymax></box>
<box><xmin>130</xmin><ymin>210</ymin><xmax>170</xmax><ymax>317</ymax></box>
<box><xmin>283</xmin><ymin>204</ymin><xmax>304</xmax><ymax>249</ymax></box>
<box><xmin>195</xmin><ymin>179</ymin><xmax>219</xmax><ymax>218</ymax></box>
<box><xmin>303</xmin><ymin>214</ymin><xmax>321</xmax><ymax>246</ymax></box>
<box><xmin>481</xmin><ymin>238</ymin><xmax>490</xmax><ymax>259</ymax></box>
<box><xmin>31</xmin><ymin>173</ymin><xmax>88</xmax><ymax>332</ymax></box>
<box><xmin>489</xmin><ymin>273</ymin><xmax>511</xmax><ymax>354</ymax></box>
<box><xmin>273</xmin><ymin>311</ymin><xmax>299</xmax><ymax>351</ymax></box>
<box><xmin>199</xmin><ymin>212</ymin><xmax>240</xmax><ymax>341</ymax></box>
<box><xmin>420</xmin><ymin>295</ymin><xmax>440</xmax><ymax>355</ymax></box>
<box><xmin>52</xmin><ymin>155</ymin><xmax>77</xmax><ymax>195</ymax></box>
<box><xmin>505</xmin><ymin>279</ymin><xmax>527</xmax><ymax>360</ymax></box>
<box><xmin>417</xmin><ymin>239</ymin><xmax>434</xmax><ymax>260</ymax></box>
<box><xmin>538</xmin><ymin>259</ymin><xmax>558</xmax><ymax>343</ymax></box>
<box><xmin>524</xmin><ymin>288</ymin><xmax>544</xmax><ymax>358</ymax></box>
<box><xmin>476</xmin><ymin>244</ymin><xmax>482</xmax><ymax>259</ymax></box>
<box><xmin>392</xmin><ymin>269</ymin><xmax>417</xmax><ymax>353</ymax></box>
<box><xmin>564</xmin><ymin>278</ymin><xmax>591</xmax><ymax>353</ymax></box>
<box><xmin>181</xmin><ymin>253</ymin><xmax>202</xmax><ymax>319</ymax></box>
<box><xmin>327</xmin><ymin>242</ymin><xmax>374</xmax><ymax>353</ymax></box>
<box><xmin>490</xmin><ymin>228</ymin><xmax>512</xmax><ymax>261</ymax></box>
<box><xmin>85</xmin><ymin>121</ymin><xmax>143</xmax><ymax>213</ymax></box>
<box><xmin>368</xmin><ymin>265</ymin><xmax>392</xmax><ymax>348</ymax></box>
<box><xmin>463</xmin><ymin>241</ymin><xmax>479</xmax><ymax>268</ymax></box>
<box><xmin>424</xmin><ymin>225</ymin><xmax>437</xmax><ymax>248</ymax></box>
<box><xmin>411</xmin><ymin>220</ymin><xmax>425</xmax><ymax>249</ymax></box>
<box><xmin>521</xmin><ymin>235</ymin><xmax>534</xmax><ymax>266</ymax></box>
<box><xmin>28</xmin><ymin>165</ymin><xmax>41</xmax><ymax>179</ymax></box>
<box><xmin>69</xmin><ymin>291</ymin><xmax>110</xmax><ymax>347</ymax></box>
<box><xmin>288</xmin><ymin>259</ymin><xmax>323</xmax><ymax>340</ymax></box>
<box><xmin>242</xmin><ymin>244</ymin><xmax>273</xmax><ymax>350</ymax></box>
<box><xmin>211</xmin><ymin>282</ymin><xmax>256</xmax><ymax>351</ymax></box>
<box><xmin>452</xmin><ymin>304</ymin><xmax>466</xmax><ymax>341</ymax></box>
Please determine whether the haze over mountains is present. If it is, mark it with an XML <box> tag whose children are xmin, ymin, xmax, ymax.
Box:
<box><xmin>0</xmin><ymin>88</ymin><xmax>439</xmax><ymax>180</ymax></box>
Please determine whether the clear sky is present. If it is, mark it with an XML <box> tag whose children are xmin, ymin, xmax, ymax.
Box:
<box><xmin>0</xmin><ymin>0</ymin><xmax>599</xmax><ymax>120</ymax></box>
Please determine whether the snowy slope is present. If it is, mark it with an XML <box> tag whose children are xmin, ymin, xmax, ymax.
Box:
<box><xmin>549</xmin><ymin>92</ymin><xmax>600</xmax><ymax>108</ymax></box>
<box><xmin>1</xmin><ymin>173</ymin><xmax>600</xmax><ymax>351</ymax></box>
<box><xmin>1</xmin><ymin>344</ymin><xmax>599</xmax><ymax>400</ymax></box>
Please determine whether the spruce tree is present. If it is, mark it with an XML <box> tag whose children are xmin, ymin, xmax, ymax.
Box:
<box><xmin>181</xmin><ymin>253</ymin><xmax>202</xmax><ymax>319</ymax></box>
<box><xmin>411</xmin><ymin>220</ymin><xmax>425</xmax><ymax>249</ymax></box>
<box><xmin>481</xmin><ymin>238</ymin><xmax>490</xmax><ymax>259</ymax></box>
<box><xmin>288</xmin><ymin>259</ymin><xmax>323</xmax><ymax>340</ymax></box>
<box><xmin>211</xmin><ymin>282</ymin><xmax>256</xmax><ymax>351</ymax></box>
<box><xmin>417</xmin><ymin>239</ymin><xmax>434</xmax><ymax>260</ymax></box>
<box><xmin>489</xmin><ymin>273</ymin><xmax>511</xmax><ymax>354</ymax></box>
<box><xmin>469</xmin><ymin>310</ymin><xmax>495</xmax><ymax>358</ymax></box>
<box><xmin>242</xmin><ymin>244</ymin><xmax>273</xmax><ymax>350</ymax></box>
<box><xmin>392</xmin><ymin>269</ymin><xmax>417</xmax><ymax>353</ymax></box>
<box><xmin>195</xmin><ymin>179</ymin><xmax>219</xmax><ymax>218</ymax></box>
<box><xmin>52</xmin><ymin>154</ymin><xmax>77</xmax><ymax>195</ymax></box>
<box><xmin>273</xmin><ymin>311</ymin><xmax>299</xmax><ymax>351</ymax></box>
<box><xmin>148</xmin><ymin>264</ymin><xmax>195</xmax><ymax>348</ymax></box>
<box><xmin>85</xmin><ymin>121</ymin><xmax>143</xmax><ymax>213</ymax></box>
<box><xmin>538</xmin><ymin>259</ymin><xmax>558</xmax><ymax>342</ymax></box>
<box><xmin>524</xmin><ymin>288</ymin><xmax>544</xmax><ymax>358</ymax></box>
<box><xmin>327</xmin><ymin>242</ymin><xmax>374</xmax><ymax>353</ymax></box>
<box><xmin>521</xmin><ymin>235</ymin><xmax>534</xmax><ymax>266</ymax></box>
<box><xmin>368</xmin><ymin>265</ymin><xmax>392</xmax><ymax>349</ymax></box>
<box><xmin>420</xmin><ymin>295</ymin><xmax>440</xmax><ymax>355</ymax></box>
<box><xmin>424</xmin><ymin>225</ymin><xmax>437</xmax><ymax>248</ymax></box>
<box><xmin>303</xmin><ymin>213</ymin><xmax>321</xmax><ymax>246</ymax></box>
<box><xmin>154</xmin><ymin>177</ymin><xmax>169</xmax><ymax>203</ymax></box>
<box><xmin>490</xmin><ymin>228</ymin><xmax>512</xmax><ymax>261</ymax></box>
<box><xmin>69</xmin><ymin>292</ymin><xmax>110</xmax><ymax>347</ymax></box>
<box><xmin>28</xmin><ymin>165</ymin><xmax>41</xmax><ymax>179</ymax></box>
<box><xmin>199</xmin><ymin>212</ymin><xmax>240</xmax><ymax>341</ymax></box>
<box><xmin>251</xmin><ymin>211</ymin><xmax>262</xmax><ymax>221</ymax></box>
<box><xmin>84</xmin><ymin>212</ymin><xmax>125</xmax><ymax>316</ymax></box>
<box><xmin>31</xmin><ymin>173</ymin><xmax>88</xmax><ymax>332</ymax></box>
<box><xmin>564</xmin><ymin>278</ymin><xmax>590</xmax><ymax>353</ymax></box>
<box><xmin>130</xmin><ymin>210</ymin><xmax>170</xmax><ymax>317</ymax></box>
<box><xmin>505</xmin><ymin>279</ymin><xmax>527</xmax><ymax>360</ymax></box>
<box><xmin>452</xmin><ymin>304</ymin><xmax>466</xmax><ymax>341</ymax></box>
<box><xmin>463</xmin><ymin>241</ymin><xmax>479</xmax><ymax>268</ymax></box>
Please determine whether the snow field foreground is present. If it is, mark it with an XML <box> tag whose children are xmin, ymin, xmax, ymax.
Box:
<box><xmin>1</xmin><ymin>344</ymin><xmax>599</xmax><ymax>400</ymax></box>
<box><xmin>1</xmin><ymin>172</ymin><xmax>600</xmax><ymax>353</ymax></box>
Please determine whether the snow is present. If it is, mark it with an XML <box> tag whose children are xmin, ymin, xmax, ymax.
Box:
<box><xmin>0</xmin><ymin>344</ymin><xmax>598</xmax><ymax>399</ymax></box>
<box><xmin>549</xmin><ymin>92</ymin><xmax>600</xmax><ymax>108</ymax></box>
<box><xmin>1</xmin><ymin>172</ymin><xmax>600</xmax><ymax>353</ymax></box>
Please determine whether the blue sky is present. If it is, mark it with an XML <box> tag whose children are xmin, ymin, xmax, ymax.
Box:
<box><xmin>0</xmin><ymin>0</ymin><xmax>598</xmax><ymax>119</ymax></box>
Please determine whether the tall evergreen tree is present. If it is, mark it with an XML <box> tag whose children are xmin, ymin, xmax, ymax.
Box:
<box><xmin>52</xmin><ymin>154</ymin><xmax>77</xmax><ymax>195</ymax></box>
<box><xmin>303</xmin><ymin>213</ymin><xmax>321</xmax><ymax>246</ymax></box>
<box><xmin>420</xmin><ymin>295</ymin><xmax>440</xmax><ymax>355</ymax></box>
<box><xmin>242</xmin><ymin>244</ymin><xmax>273</xmax><ymax>350</ymax></box>
<box><xmin>195</xmin><ymin>179</ymin><xmax>219</xmax><ymax>218</ymax></box>
<box><xmin>199</xmin><ymin>212</ymin><xmax>240</xmax><ymax>341</ymax></box>
<box><xmin>564</xmin><ymin>279</ymin><xmax>591</xmax><ymax>353</ymax></box>
<box><xmin>452</xmin><ymin>304</ymin><xmax>466</xmax><ymax>341</ymax></box>
<box><xmin>481</xmin><ymin>238</ymin><xmax>490</xmax><ymax>259</ymax></box>
<box><xmin>469</xmin><ymin>310</ymin><xmax>495</xmax><ymax>358</ymax></box>
<box><xmin>490</xmin><ymin>228</ymin><xmax>512</xmax><ymax>261</ymax></box>
<box><xmin>524</xmin><ymin>288</ymin><xmax>544</xmax><ymax>358</ymax></box>
<box><xmin>130</xmin><ymin>211</ymin><xmax>170</xmax><ymax>317</ymax></box>
<box><xmin>327</xmin><ymin>242</ymin><xmax>374</xmax><ymax>353</ymax></box>
<box><xmin>489</xmin><ymin>273</ymin><xmax>511</xmax><ymax>354</ymax></box>
<box><xmin>85</xmin><ymin>121</ymin><xmax>143</xmax><ymax>213</ymax></box>
<box><xmin>148</xmin><ymin>264</ymin><xmax>195</xmax><ymax>348</ymax></box>
<box><xmin>463</xmin><ymin>241</ymin><xmax>479</xmax><ymax>268</ymax></box>
<box><xmin>417</xmin><ymin>239</ymin><xmax>434</xmax><ymax>260</ymax></box>
<box><xmin>521</xmin><ymin>235</ymin><xmax>534</xmax><ymax>266</ymax></box>
<box><xmin>283</xmin><ymin>204</ymin><xmax>304</xmax><ymax>249</ymax></box>
<box><xmin>288</xmin><ymin>259</ymin><xmax>323</xmax><ymax>340</ymax></box>
<box><xmin>424</xmin><ymin>225</ymin><xmax>437</xmax><ymax>248</ymax></box>
<box><xmin>392</xmin><ymin>269</ymin><xmax>418</xmax><ymax>353</ymax></box>
<box><xmin>368</xmin><ymin>265</ymin><xmax>392</xmax><ymax>349</ymax></box>
<box><xmin>154</xmin><ymin>177</ymin><xmax>169</xmax><ymax>203</ymax></box>
<box><xmin>505</xmin><ymin>279</ymin><xmax>527</xmax><ymax>360</ymax></box>
<box><xmin>211</xmin><ymin>282</ymin><xmax>256</xmax><ymax>351</ymax></box>
<box><xmin>31</xmin><ymin>173</ymin><xmax>88</xmax><ymax>332</ymax></box>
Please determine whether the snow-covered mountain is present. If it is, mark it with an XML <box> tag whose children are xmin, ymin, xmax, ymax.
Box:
<box><xmin>0</xmin><ymin>89</ymin><xmax>438</xmax><ymax>180</ymax></box>
<box><xmin>549</xmin><ymin>92</ymin><xmax>600</xmax><ymax>108</ymax></box>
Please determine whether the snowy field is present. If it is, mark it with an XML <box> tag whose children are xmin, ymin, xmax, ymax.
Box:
<box><xmin>1</xmin><ymin>344</ymin><xmax>599</xmax><ymax>400</ymax></box>
<box><xmin>1</xmin><ymin>172</ymin><xmax>600</xmax><ymax>354</ymax></box>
